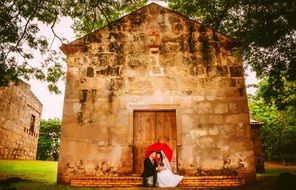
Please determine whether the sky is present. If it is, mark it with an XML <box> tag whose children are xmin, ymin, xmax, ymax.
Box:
<box><xmin>27</xmin><ymin>17</ymin><xmax>75</xmax><ymax>119</ymax></box>
<box><xmin>27</xmin><ymin>0</ymin><xmax>258</xmax><ymax>119</ymax></box>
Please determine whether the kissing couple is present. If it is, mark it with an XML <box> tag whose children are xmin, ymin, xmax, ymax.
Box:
<box><xmin>141</xmin><ymin>150</ymin><xmax>183</xmax><ymax>187</ymax></box>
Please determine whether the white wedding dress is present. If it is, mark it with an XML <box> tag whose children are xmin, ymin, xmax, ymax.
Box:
<box><xmin>147</xmin><ymin>151</ymin><xmax>183</xmax><ymax>187</ymax></box>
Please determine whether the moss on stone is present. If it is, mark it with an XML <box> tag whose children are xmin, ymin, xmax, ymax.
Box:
<box><xmin>187</xmin><ymin>22</ymin><xmax>196</xmax><ymax>53</ymax></box>
<box><xmin>198</xmin><ymin>34</ymin><xmax>211</xmax><ymax>64</ymax></box>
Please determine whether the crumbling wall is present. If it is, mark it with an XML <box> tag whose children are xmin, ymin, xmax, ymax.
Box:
<box><xmin>251</xmin><ymin>125</ymin><xmax>265</xmax><ymax>173</ymax></box>
<box><xmin>0</xmin><ymin>81</ymin><xmax>42</xmax><ymax>159</ymax></box>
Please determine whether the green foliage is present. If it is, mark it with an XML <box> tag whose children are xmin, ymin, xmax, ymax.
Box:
<box><xmin>249</xmin><ymin>79</ymin><xmax>296</xmax><ymax>162</ymax></box>
<box><xmin>168</xmin><ymin>0</ymin><xmax>296</xmax><ymax>110</ymax></box>
<box><xmin>37</xmin><ymin>119</ymin><xmax>61</xmax><ymax>161</ymax></box>
<box><xmin>0</xmin><ymin>0</ymin><xmax>66</xmax><ymax>93</ymax></box>
<box><xmin>69</xmin><ymin>0</ymin><xmax>148</xmax><ymax>38</ymax></box>
<box><xmin>0</xmin><ymin>0</ymin><xmax>146</xmax><ymax>93</ymax></box>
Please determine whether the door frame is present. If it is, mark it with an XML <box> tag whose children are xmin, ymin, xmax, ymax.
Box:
<box><xmin>128</xmin><ymin>104</ymin><xmax>182</xmax><ymax>174</ymax></box>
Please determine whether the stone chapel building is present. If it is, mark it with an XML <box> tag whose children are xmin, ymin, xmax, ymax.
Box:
<box><xmin>0</xmin><ymin>81</ymin><xmax>42</xmax><ymax>159</ymax></box>
<box><xmin>58</xmin><ymin>3</ymin><xmax>256</xmax><ymax>186</ymax></box>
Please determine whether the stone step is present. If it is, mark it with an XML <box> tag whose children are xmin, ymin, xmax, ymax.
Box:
<box><xmin>71</xmin><ymin>176</ymin><xmax>245</xmax><ymax>187</ymax></box>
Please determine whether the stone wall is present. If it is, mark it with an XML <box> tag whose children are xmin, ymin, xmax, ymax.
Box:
<box><xmin>250</xmin><ymin>121</ymin><xmax>265</xmax><ymax>173</ymax></box>
<box><xmin>0</xmin><ymin>81</ymin><xmax>42</xmax><ymax>159</ymax></box>
<box><xmin>58</xmin><ymin>3</ymin><xmax>256</xmax><ymax>184</ymax></box>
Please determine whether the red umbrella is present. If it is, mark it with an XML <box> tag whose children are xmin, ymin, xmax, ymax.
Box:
<box><xmin>145</xmin><ymin>143</ymin><xmax>173</xmax><ymax>161</ymax></box>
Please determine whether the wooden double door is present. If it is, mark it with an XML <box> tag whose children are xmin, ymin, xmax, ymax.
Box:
<box><xmin>133</xmin><ymin>110</ymin><xmax>177</xmax><ymax>174</ymax></box>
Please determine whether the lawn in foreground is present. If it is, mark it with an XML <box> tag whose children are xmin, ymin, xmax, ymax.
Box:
<box><xmin>0</xmin><ymin>160</ymin><xmax>57</xmax><ymax>184</ymax></box>
<box><xmin>0</xmin><ymin>160</ymin><xmax>100</xmax><ymax>190</ymax></box>
<box><xmin>258</xmin><ymin>161</ymin><xmax>296</xmax><ymax>176</ymax></box>
<box><xmin>1</xmin><ymin>160</ymin><xmax>296</xmax><ymax>189</ymax></box>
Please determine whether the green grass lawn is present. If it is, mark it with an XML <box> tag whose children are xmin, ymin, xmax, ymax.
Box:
<box><xmin>257</xmin><ymin>162</ymin><xmax>296</xmax><ymax>176</ymax></box>
<box><xmin>0</xmin><ymin>160</ymin><xmax>57</xmax><ymax>184</ymax></box>
<box><xmin>0</xmin><ymin>160</ymin><xmax>102</xmax><ymax>189</ymax></box>
<box><xmin>0</xmin><ymin>160</ymin><xmax>296</xmax><ymax>190</ymax></box>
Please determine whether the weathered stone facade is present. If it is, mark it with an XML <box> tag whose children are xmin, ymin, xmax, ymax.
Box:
<box><xmin>0</xmin><ymin>81</ymin><xmax>42</xmax><ymax>159</ymax></box>
<box><xmin>250</xmin><ymin>120</ymin><xmax>265</xmax><ymax>173</ymax></box>
<box><xmin>58</xmin><ymin>3</ymin><xmax>256</xmax><ymax>184</ymax></box>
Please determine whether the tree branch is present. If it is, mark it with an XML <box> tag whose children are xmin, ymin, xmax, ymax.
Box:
<box><xmin>5</xmin><ymin>0</ymin><xmax>42</xmax><ymax>57</ymax></box>
<box><xmin>214</xmin><ymin>0</ymin><xmax>231</xmax><ymax>30</ymax></box>
<box><xmin>96</xmin><ymin>4</ymin><xmax>111</xmax><ymax>24</ymax></box>
<box><xmin>50</xmin><ymin>13</ymin><xmax>63</xmax><ymax>48</ymax></box>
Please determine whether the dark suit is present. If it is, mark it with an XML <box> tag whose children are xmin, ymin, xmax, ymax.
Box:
<box><xmin>141</xmin><ymin>157</ymin><xmax>157</xmax><ymax>186</ymax></box>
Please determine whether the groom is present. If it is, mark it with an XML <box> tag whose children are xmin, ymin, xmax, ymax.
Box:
<box><xmin>141</xmin><ymin>151</ymin><xmax>158</xmax><ymax>187</ymax></box>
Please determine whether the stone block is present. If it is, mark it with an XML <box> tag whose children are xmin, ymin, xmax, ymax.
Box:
<box><xmin>181</xmin><ymin>114</ymin><xmax>194</xmax><ymax>132</ymax></box>
<box><xmin>206</xmin><ymin>95</ymin><xmax>216</xmax><ymax>101</ymax></box>
<box><xmin>193</xmin><ymin>96</ymin><xmax>205</xmax><ymax>102</ymax></box>
<box><xmin>236</xmin><ymin>78</ymin><xmax>245</xmax><ymax>88</ymax></box>
<box><xmin>229</xmin><ymin>102</ymin><xmax>239</xmax><ymax>113</ymax></box>
<box><xmin>195</xmin><ymin>115</ymin><xmax>209</xmax><ymax>124</ymax></box>
<box><xmin>229</xmin><ymin>66</ymin><xmax>243</xmax><ymax>77</ymax></box>
<box><xmin>224</xmin><ymin>88</ymin><xmax>241</xmax><ymax>97</ymax></box>
<box><xmin>229</xmin><ymin>78</ymin><xmax>237</xmax><ymax>87</ymax></box>
<box><xmin>201</xmin><ymin>158</ymin><xmax>224</xmax><ymax>170</ymax></box>
<box><xmin>182</xmin><ymin>108</ymin><xmax>195</xmax><ymax>114</ymax></box>
<box><xmin>195</xmin><ymin>102</ymin><xmax>212</xmax><ymax>113</ymax></box>
<box><xmin>86</xmin><ymin>67</ymin><xmax>94</xmax><ymax>77</ymax></box>
<box><xmin>236</xmin><ymin>122</ymin><xmax>248</xmax><ymax>137</ymax></box>
<box><xmin>182</xmin><ymin>133</ymin><xmax>193</xmax><ymax>145</ymax></box>
<box><xmin>162</xmin><ymin>42</ymin><xmax>179</xmax><ymax>53</ymax></box>
<box><xmin>201</xmin><ymin>149</ymin><xmax>224</xmax><ymax>170</ymax></box>
<box><xmin>219</xmin><ymin>124</ymin><xmax>236</xmax><ymax>137</ymax></box>
<box><xmin>209</xmin><ymin>126</ymin><xmax>219</xmax><ymax>136</ymax></box>
<box><xmin>110</xmin><ymin>134</ymin><xmax>129</xmax><ymax>145</ymax></box>
<box><xmin>217</xmin><ymin>139</ymin><xmax>229</xmax><ymax>153</ymax></box>
<box><xmin>207</xmin><ymin>66</ymin><xmax>229</xmax><ymax>77</ymax></box>
<box><xmin>198</xmin><ymin>136</ymin><xmax>215</xmax><ymax>148</ymax></box>
<box><xmin>226</xmin><ymin>114</ymin><xmax>249</xmax><ymax>124</ymax></box>
<box><xmin>230</xmin><ymin>101</ymin><xmax>249</xmax><ymax>113</ymax></box>
<box><xmin>179</xmin><ymin>146</ymin><xmax>194</xmax><ymax>166</ymax></box>
<box><xmin>214</xmin><ymin>103</ymin><xmax>228</xmax><ymax>114</ymax></box>
<box><xmin>190</xmin><ymin>65</ymin><xmax>205</xmax><ymax>76</ymax></box>
<box><xmin>191</xmin><ymin>128</ymin><xmax>207</xmax><ymax>137</ymax></box>
<box><xmin>173</xmin><ymin>23</ymin><xmax>184</xmax><ymax>33</ymax></box>
<box><xmin>208</xmin><ymin>115</ymin><xmax>225</xmax><ymax>124</ymax></box>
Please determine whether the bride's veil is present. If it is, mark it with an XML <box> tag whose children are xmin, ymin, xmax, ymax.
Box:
<box><xmin>160</xmin><ymin>150</ymin><xmax>171</xmax><ymax>169</ymax></box>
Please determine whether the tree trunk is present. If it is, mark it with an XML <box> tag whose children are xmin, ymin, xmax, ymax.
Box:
<box><xmin>278</xmin><ymin>149</ymin><xmax>287</xmax><ymax>166</ymax></box>
<box><xmin>278</xmin><ymin>111</ymin><xmax>287</xmax><ymax>166</ymax></box>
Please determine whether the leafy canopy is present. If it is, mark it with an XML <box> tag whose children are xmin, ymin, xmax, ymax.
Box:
<box><xmin>0</xmin><ymin>0</ymin><xmax>146</xmax><ymax>93</ymax></box>
<box><xmin>249</xmin><ymin>79</ymin><xmax>296</xmax><ymax>162</ymax></box>
<box><xmin>37</xmin><ymin>118</ymin><xmax>61</xmax><ymax>161</ymax></box>
<box><xmin>167</xmin><ymin>0</ymin><xmax>296</xmax><ymax>110</ymax></box>
<box><xmin>1</xmin><ymin>0</ymin><xmax>295</xmax><ymax>106</ymax></box>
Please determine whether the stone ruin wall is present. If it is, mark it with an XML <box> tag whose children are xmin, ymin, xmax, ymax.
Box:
<box><xmin>58</xmin><ymin>4</ymin><xmax>256</xmax><ymax>183</ymax></box>
<box><xmin>0</xmin><ymin>81</ymin><xmax>42</xmax><ymax>159</ymax></box>
<box><xmin>251</xmin><ymin>124</ymin><xmax>265</xmax><ymax>173</ymax></box>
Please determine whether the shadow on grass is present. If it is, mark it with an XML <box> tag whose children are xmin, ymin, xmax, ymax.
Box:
<box><xmin>0</xmin><ymin>178</ymin><xmax>101</xmax><ymax>190</ymax></box>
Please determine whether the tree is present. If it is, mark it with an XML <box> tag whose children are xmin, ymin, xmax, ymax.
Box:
<box><xmin>37</xmin><ymin>118</ymin><xmax>61</xmax><ymax>161</ymax></box>
<box><xmin>249</xmin><ymin>79</ymin><xmax>296</xmax><ymax>164</ymax></box>
<box><xmin>167</xmin><ymin>0</ymin><xmax>296</xmax><ymax>110</ymax></box>
<box><xmin>0</xmin><ymin>0</ymin><xmax>146</xmax><ymax>93</ymax></box>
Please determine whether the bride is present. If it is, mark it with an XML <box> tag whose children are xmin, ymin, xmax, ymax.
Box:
<box><xmin>147</xmin><ymin>150</ymin><xmax>183</xmax><ymax>187</ymax></box>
